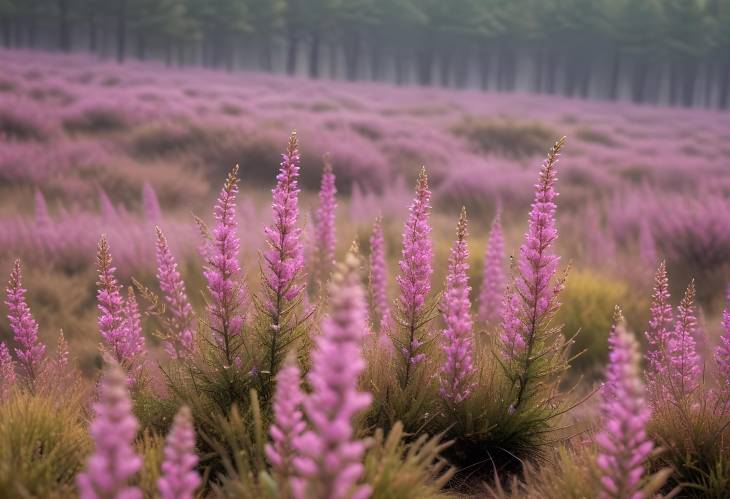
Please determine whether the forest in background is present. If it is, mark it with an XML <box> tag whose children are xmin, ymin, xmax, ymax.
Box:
<box><xmin>1</xmin><ymin>0</ymin><xmax>730</xmax><ymax>109</ymax></box>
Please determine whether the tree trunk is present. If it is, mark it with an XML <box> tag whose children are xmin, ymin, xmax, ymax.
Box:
<box><xmin>308</xmin><ymin>31</ymin><xmax>321</xmax><ymax>78</ymax></box>
<box><xmin>608</xmin><ymin>48</ymin><xmax>620</xmax><ymax>100</ymax></box>
<box><xmin>88</xmin><ymin>14</ymin><xmax>98</xmax><ymax>52</ymax></box>
<box><xmin>681</xmin><ymin>58</ymin><xmax>698</xmax><ymax>107</ymax></box>
<box><xmin>454</xmin><ymin>47</ymin><xmax>469</xmax><ymax>89</ymax></box>
<box><xmin>343</xmin><ymin>32</ymin><xmax>360</xmax><ymax>81</ymax></box>
<box><xmin>479</xmin><ymin>47</ymin><xmax>492</xmax><ymax>90</ymax></box>
<box><xmin>718</xmin><ymin>61</ymin><xmax>730</xmax><ymax>109</ymax></box>
<box><xmin>286</xmin><ymin>33</ymin><xmax>298</xmax><ymax>75</ymax></box>
<box><xmin>260</xmin><ymin>39</ymin><xmax>273</xmax><ymax>72</ymax></box>
<box><xmin>370</xmin><ymin>43</ymin><xmax>382</xmax><ymax>81</ymax></box>
<box><xmin>416</xmin><ymin>41</ymin><xmax>434</xmax><ymax>85</ymax></box>
<box><xmin>116</xmin><ymin>0</ymin><xmax>128</xmax><ymax>62</ymax></box>
<box><xmin>703</xmin><ymin>61</ymin><xmax>714</xmax><ymax>108</ymax></box>
<box><xmin>632</xmin><ymin>59</ymin><xmax>649</xmax><ymax>103</ymax></box>
<box><xmin>1</xmin><ymin>20</ymin><xmax>10</xmax><ymax>48</ymax></box>
<box><xmin>58</xmin><ymin>0</ymin><xmax>71</xmax><ymax>51</ymax></box>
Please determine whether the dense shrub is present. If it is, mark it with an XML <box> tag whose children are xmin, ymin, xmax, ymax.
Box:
<box><xmin>452</xmin><ymin>116</ymin><xmax>557</xmax><ymax>158</ymax></box>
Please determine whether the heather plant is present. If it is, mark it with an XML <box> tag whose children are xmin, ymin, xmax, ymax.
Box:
<box><xmin>499</xmin><ymin>137</ymin><xmax>570</xmax><ymax>413</ymax></box>
<box><xmin>0</xmin><ymin>389</ymin><xmax>90</xmax><ymax>498</ymax></box>
<box><xmin>313</xmin><ymin>157</ymin><xmax>337</xmax><ymax>284</ymax></box>
<box><xmin>391</xmin><ymin>167</ymin><xmax>437</xmax><ymax>389</ymax></box>
<box><xmin>369</xmin><ymin>216</ymin><xmax>391</xmax><ymax>334</ymax></box>
<box><xmin>255</xmin><ymin>132</ymin><xmax>311</xmax><ymax>389</ymax></box>
<box><xmin>478</xmin><ymin>206</ymin><xmax>506</xmax><ymax>326</ymax></box>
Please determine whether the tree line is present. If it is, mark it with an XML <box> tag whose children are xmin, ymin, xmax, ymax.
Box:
<box><xmin>1</xmin><ymin>0</ymin><xmax>729</xmax><ymax>109</ymax></box>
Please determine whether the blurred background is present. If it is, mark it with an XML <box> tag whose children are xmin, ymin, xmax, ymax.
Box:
<box><xmin>0</xmin><ymin>0</ymin><xmax>728</xmax><ymax>376</ymax></box>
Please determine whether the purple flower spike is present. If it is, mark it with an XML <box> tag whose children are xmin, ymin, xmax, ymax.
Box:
<box><xmin>0</xmin><ymin>342</ymin><xmax>15</xmax><ymax>398</ymax></box>
<box><xmin>368</xmin><ymin>217</ymin><xmax>391</xmax><ymax>334</ymax></box>
<box><xmin>155</xmin><ymin>227</ymin><xmax>195</xmax><ymax>359</ymax></box>
<box><xmin>715</xmin><ymin>310</ymin><xmax>730</xmax><ymax>391</ymax></box>
<box><xmin>479</xmin><ymin>207</ymin><xmax>506</xmax><ymax>325</ymax></box>
<box><xmin>596</xmin><ymin>322</ymin><xmax>653</xmax><ymax>499</ymax></box>
<box><xmin>266</xmin><ymin>353</ymin><xmax>306</xmax><ymax>481</ymax></box>
<box><xmin>77</xmin><ymin>361</ymin><xmax>142</xmax><ymax>499</ymax></box>
<box><xmin>669</xmin><ymin>280</ymin><xmax>701</xmax><ymax>398</ymax></box>
<box><xmin>292</xmin><ymin>252</ymin><xmax>372</xmax><ymax>499</ymax></box>
<box><xmin>202</xmin><ymin>166</ymin><xmax>247</xmax><ymax>365</ymax></box>
<box><xmin>395</xmin><ymin>167</ymin><xmax>434</xmax><ymax>385</ymax></box>
<box><xmin>644</xmin><ymin>261</ymin><xmax>674</xmax><ymax>396</ymax></box>
<box><xmin>6</xmin><ymin>259</ymin><xmax>45</xmax><ymax>384</ymax></box>
<box><xmin>315</xmin><ymin>158</ymin><xmax>337</xmax><ymax>278</ymax></box>
<box><xmin>439</xmin><ymin>208</ymin><xmax>475</xmax><ymax>405</ymax></box>
<box><xmin>158</xmin><ymin>406</ymin><xmax>200</xmax><ymax>499</ymax></box>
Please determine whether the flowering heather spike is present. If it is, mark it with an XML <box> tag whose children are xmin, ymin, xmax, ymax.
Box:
<box><xmin>292</xmin><ymin>252</ymin><xmax>372</xmax><ymax>499</ymax></box>
<box><xmin>99</xmin><ymin>189</ymin><xmax>118</xmax><ymax>222</ymax></box>
<box><xmin>0</xmin><ymin>342</ymin><xmax>15</xmax><ymax>398</ymax></box>
<box><xmin>56</xmin><ymin>329</ymin><xmax>69</xmax><ymax>371</ymax></box>
<box><xmin>97</xmin><ymin>236</ymin><xmax>139</xmax><ymax>368</ymax></box>
<box><xmin>602</xmin><ymin>306</ymin><xmax>626</xmax><ymax>405</ymax></box>
<box><xmin>142</xmin><ymin>182</ymin><xmax>162</xmax><ymax>221</ymax></box>
<box><xmin>34</xmin><ymin>189</ymin><xmax>52</xmax><ymax>228</ymax></box>
<box><xmin>6</xmin><ymin>259</ymin><xmax>45</xmax><ymax>384</ymax></box>
<box><xmin>315</xmin><ymin>156</ymin><xmax>337</xmax><ymax>277</ymax></box>
<box><xmin>155</xmin><ymin>227</ymin><xmax>195</xmax><ymax>358</ymax></box>
<box><xmin>158</xmin><ymin>406</ymin><xmax>200</xmax><ymax>499</ymax></box>
<box><xmin>202</xmin><ymin>165</ymin><xmax>246</xmax><ymax>365</ymax></box>
<box><xmin>395</xmin><ymin>167</ymin><xmax>434</xmax><ymax>386</ymax></box>
<box><xmin>596</xmin><ymin>323</ymin><xmax>653</xmax><ymax>499</ymax></box>
<box><xmin>266</xmin><ymin>353</ymin><xmax>306</xmax><ymax>481</ymax></box>
<box><xmin>368</xmin><ymin>216</ymin><xmax>391</xmax><ymax>333</ymax></box>
<box><xmin>670</xmin><ymin>280</ymin><xmax>701</xmax><ymax>397</ymax></box>
<box><xmin>644</xmin><ymin>261</ymin><xmax>674</xmax><ymax>396</ymax></box>
<box><xmin>263</xmin><ymin>132</ymin><xmax>305</xmax><ymax>374</ymax></box>
<box><xmin>77</xmin><ymin>361</ymin><xmax>142</xmax><ymax>499</ymax></box>
<box><xmin>123</xmin><ymin>287</ymin><xmax>145</xmax><ymax>370</ymax></box>
<box><xmin>439</xmin><ymin>208</ymin><xmax>475</xmax><ymax>404</ymax></box>
<box><xmin>479</xmin><ymin>207</ymin><xmax>506</xmax><ymax>324</ymax></box>
<box><xmin>500</xmin><ymin>137</ymin><xmax>566</xmax><ymax>410</ymax></box>
<box><xmin>716</xmin><ymin>310</ymin><xmax>730</xmax><ymax>390</ymax></box>
<box><xmin>638</xmin><ymin>216</ymin><xmax>657</xmax><ymax>267</ymax></box>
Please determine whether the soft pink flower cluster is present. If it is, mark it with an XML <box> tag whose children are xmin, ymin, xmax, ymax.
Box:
<box><xmin>291</xmin><ymin>253</ymin><xmax>372</xmax><ymax>499</ymax></box>
<box><xmin>396</xmin><ymin>168</ymin><xmax>433</xmax><ymax>370</ymax></box>
<box><xmin>155</xmin><ymin>227</ymin><xmax>195</xmax><ymax>358</ymax></box>
<box><xmin>263</xmin><ymin>132</ymin><xmax>305</xmax><ymax>308</ymax></box>
<box><xmin>478</xmin><ymin>208</ymin><xmax>505</xmax><ymax>324</ymax></box>
<box><xmin>5</xmin><ymin>259</ymin><xmax>45</xmax><ymax>383</ymax></box>
<box><xmin>158</xmin><ymin>406</ymin><xmax>200</xmax><ymax>499</ymax></box>
<box><xmin>439</xmin><ymin>209</ymin><xmax>475</xmax><ymax>404</ymax></box>
<box><xmin>77</xmin><ymin>362</ymin><xmax>143</xmax><ymax>499</ymax></box>
<box><xmin>315</xmin><ymin>160</ymin><xmax>337</xmax><ymax>276</ymax></box>
<box><xmin>500</xmin><ymin>139</ymin><xmax>563</xmax><ymax>364</ymax></box>
<box><xmin>596</xmin><ymin>323</ymin><xmax>653</xmax><ymax>499</ymax></box>
<box><xmin>368</xmin><ymin>217</ymin><xmax>391</xmax><ymax>334</ymax></box>
<box><xmin>96</xmin><ymin>237</ymin><xmax>145</xmax><ymax>374</ymax></box>
<box><xmin>202</xmin><ymin>167</ymin><xmax>246</xmax><ymax>363</ymax></box>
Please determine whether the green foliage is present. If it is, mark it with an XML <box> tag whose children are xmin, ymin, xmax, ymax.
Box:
<box><xmin>364</xmin><ymin>422</ymin><xmax>454</xmax><ymax>499</ymax></box>
<box><xmin>452</xmin><ymin>117</ymin><xmax>557</xmax><ymax>159</ymax></box>
<box><xmin>0</xmin><ymin>390</ymin><xmax>91</xmax><ymax>497</ymax></box>
<box><xmin>649</xmin><ymin>388</ymin><xmax>730</xmax><ymax>498</ymax></box>
<box><xmin>556</xmin><ymin>269</ymin><xmax>646</xmax><ymax>375</ymax></box>
<box><xmin>135</xmin><ymin>431</ymin><xmax>166</xmax><ymax>498</ymax></box>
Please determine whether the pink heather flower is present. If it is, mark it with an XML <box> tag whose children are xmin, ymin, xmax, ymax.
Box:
<box><xmin>158</xmin><ymin>406</ymin><xmax>200</xmax><ymax>499</ymax></box>
<box><xmin>123</xmin><ymin>287</ymin><xmax>146</xmax><ymax>374</ymax></box>
<box><xmin>368</xmin><ymin>217</ymin><xmax>391</xmax><ymax>333</ymax></box>
<box><xmin>314</xmin><ymin>159</ymin><xmax>337</xmax><ymax>276</ymax></box>
<box><xmin>77</xmin><ymin>361</ymin><xmax>142</xmax><ymax>499</ymax></box>
<box><xmin>439</xmin><ymin>208</ymin><xmax>475</xmax><ymax>404</ymax></box>
<box><xmin>264</xmin><ymin>132</ymin><xmax>305</xmax><ymax>307</ymax></box>
<box><xmin>499</xmin><ymin>138</ymin><xmax>564</xmax><ymax>395</ymax></box>
<box><xmin>0</xmin><ymin>341</ymin><xmax>15</xmax><ymax>398</ymax></box>
<box><xmin>669</xmin><ymin>280</ymin><xmax>701</xmax><ymax>398</ymax></box>
<box><xmin>395</xmin><ymin>167</ymin><xmax>433</xmax><ymax>381</ymax></box>
<box><xmin>155</xmin><ymin>227</ymin><xmax>195</xmax><ymax>358</ymax></box>
<box><xmin>6</xmin><ymin>259</ymin><xmax>45</xmax><ymax>384</ymax></box>
<box><xmin>478</xmin><ymin>207</ymin><xmax>506</xmax><ymax>324</ymax></box>
<box><xmin>638</xmin><ymin>216</ymin><xmax>657</xmax><ymax>267</ymax></box>
<box><xmin>142</xmin><ymin>182</ymin><xmax>162</xmax><ymax>221</ymax></box>
<box><xmin>596</xmin><ymin>323</ymin><xmax>653</xmax><ymax>499</ymax></box>
<box><xmin>99</xmin><ymin>189</ymin><xmax>118</xmax><ymax>222</ymax></box>
<box><xmin>715</xmin><ymin>310</ymin><xmax>730</xmax><ymax>391</ymax></box>
<box><xmin>292</xmin><ymin>253</ymin><xmax>372</xmax><ymax>499</ymax></box>
<box><xmin>202</xmin><ymin>166</ymin><xmax>246</xmax><ymax>365</ymax></box>
<box><xmin>644</xmin><ymin>261</ymin><xmax>674</xmax><ymax>396</ymax></box>
<box><xmin>96</xmin><ymin>237</ymin><xmax>143</xmax><ymax>370</ymax></box>
<box><xmin>266</xmin><ymin>354</ymin><xmax>306</xmax><ymax>480</ymax></box>
<box><xmin>34</xmin><ymin>189</ymin><xmax>52</xmax><ymax>229</ymax></box>
<box><xmin>56</xmin><ymin>329</ymin><xmax>69</xmax><ymax>371</ymax></box>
